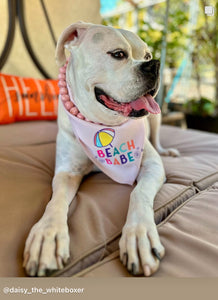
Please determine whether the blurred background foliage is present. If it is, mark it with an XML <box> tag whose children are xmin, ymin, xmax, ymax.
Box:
<box><xmin>102</xmin><ymin>0</ymin><xmax>217</xmax><ymax>113</ymax></box>
<box><xmin>102</xmin><ymin>1</ymin><xmax>190</xmax><ymax>68</ymax></box>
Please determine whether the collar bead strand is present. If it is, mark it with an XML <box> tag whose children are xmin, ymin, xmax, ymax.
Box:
<box><xmin>58</xmin><ymin>60</ymin><xmax>87</xmax><ymax>121</ymax></box>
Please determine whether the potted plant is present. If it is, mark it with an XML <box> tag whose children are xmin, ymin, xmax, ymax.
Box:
<box><xmin>184</xmin><ymin>97</ymin><xmax>218</xmax><ymax>133</ymax></box>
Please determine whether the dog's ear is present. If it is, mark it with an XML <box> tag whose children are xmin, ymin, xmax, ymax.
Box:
<box><xmin>55</xmin><ymin>21</ymin><xmax>93</xmax><ymax>67</ymax></box>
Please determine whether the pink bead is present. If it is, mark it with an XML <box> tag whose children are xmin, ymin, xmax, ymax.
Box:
<box><xmin>60</xmin><ymin>87</ymin><xmax>68</xmax><ymax>94</ymax></box>
<box><xmin>64</xmin><ymin>101</ymin><xmax>74</xmax><ymax>110</ymax></box>
<box><xmin>77</xmin><ymin>113</ymin><xmax>85</xmax><ymax>120</ymax></box>
<box><xmin>58</xmin><ymin>80</ymin><xmax>66</xmax><ymax>87</ymax></box>
<box><xmin>70</xmin><ymin>107</ymin><xmax>79</xmax><ymax>115</ymax></box>
<box><xmin>61</xmin><ymin>94</ymin><xmax>70</xmax><ymax>101</ymax></box>
<box><xmin>59</xmin><ymin>66</ymin><xmax>66</xmax><ymax>73</ymax></box>
<box><xmin>58</xmin><ymin>73</ymin><xmax>66</xmax><ymax>80</ymax></box>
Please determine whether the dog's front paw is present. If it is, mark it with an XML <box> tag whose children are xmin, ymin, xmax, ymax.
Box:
<box><xmin>119</xmin><ymin>219</ymin><xmax>165</xmax><ymax>277</ymax></box>
<box><xmin>23</xmin><ymin>216</ymin><xmax>70</xmax><ymax>277</ymax></box>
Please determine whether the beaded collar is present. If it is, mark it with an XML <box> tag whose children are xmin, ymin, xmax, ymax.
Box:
<box><xmin>58</xmin><ymin>60</ymin><xmax>90</xmax><ymax>122</ymax></box>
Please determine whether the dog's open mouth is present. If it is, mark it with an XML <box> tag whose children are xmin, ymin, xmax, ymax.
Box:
<box><xmin>94</xmin><ymin>87</ymin><xmax>160</xmax><ymax>118</ymax></box>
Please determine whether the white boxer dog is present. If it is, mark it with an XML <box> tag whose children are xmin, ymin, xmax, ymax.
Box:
<box><xmin>23</xmin><ymin>22</ymin><xmax>179</xmax><ymax>277</ymax></box>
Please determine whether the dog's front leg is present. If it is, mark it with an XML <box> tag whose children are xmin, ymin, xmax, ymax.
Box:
<box><xmin>119</xmin><ymin>139</ymin><xmax>165</xmax><ymax>276</ymax></box>
<box><xmin>23</xmin><ymin>171</ymin><xmax>83</xmax><ymax>277</ymax></box>
<box><xmin>23</xmin><ymin>118</ymin><xmax>92</xmax><ymax>277</ymax></box>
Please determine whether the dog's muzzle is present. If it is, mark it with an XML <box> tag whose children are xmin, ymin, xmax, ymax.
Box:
<box><xmin>95</xmin><ymin>59</ymin><xmax>161</xmax><ymax>118</ymax></box>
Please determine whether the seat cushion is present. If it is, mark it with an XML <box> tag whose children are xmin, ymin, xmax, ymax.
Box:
<box><xmin>0</xmin><ymin>122</ymin><xmax>217</xmax><ymax>277</ymax></box>
<box><xmin>76</xmin><ymin>182</ymin><xmax>218</xmax><ymax>278</ymax></box>
<box><xmin>0</xmin><ymin>122</ymin><xmax>57</xmax><ymax>276</ymax></box>
<box><xmin>54</xmin><ymin>127</ymin><xmax>218</xmax><ymax>277</ymax></box>
<box><xmin>0</xmin><ymin>120</ymin><xmax>57</xmax><ymax>146</ymax></box>
<box><xmin>160</xmin><ymin>126</ymin><xmax>218</xmax><ymax>187</ymax></box>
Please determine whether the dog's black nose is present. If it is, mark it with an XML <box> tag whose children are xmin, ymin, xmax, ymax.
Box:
<box><xmin>140</xmin><ymin>59</ymin><xmax>160</xmax><ymax>75</ymax></box>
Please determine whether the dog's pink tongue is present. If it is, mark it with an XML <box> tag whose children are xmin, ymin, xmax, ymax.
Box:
<box><xmin>99</xmin><ymin>93</ymin><xmax>160</xmax><ymax>117</ymax></box>
<box><xmin>130</xmin><ymin>94</ymin><xmax>161</xmax><ymax>114</ymax></box>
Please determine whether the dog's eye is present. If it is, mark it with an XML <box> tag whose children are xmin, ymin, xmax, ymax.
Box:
<box><xmin>108</xmin><ymin>50</ymin><xmax>127</xmax><ymax>60</ymax></box>
<box><xmin>144</xmin><ymin>52</ymin><xmax>152</xmax><ymax>61</ymax></box>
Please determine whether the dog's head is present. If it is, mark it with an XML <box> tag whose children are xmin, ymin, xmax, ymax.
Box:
<box><xmin>56</xmin><ymin>21</ymin><xmax>160</xmax><ymax>125</ymax></box>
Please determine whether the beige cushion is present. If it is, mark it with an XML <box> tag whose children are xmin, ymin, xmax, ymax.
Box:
<box><xmin>160</xmin><ymin>126</ymin><xmax>218</xmax><ymax>187</ymax></box>
<box><xmin>0</xmin><ymin>122</ymin><xmax>217</xmax><ymax>277</ymax></box>
<box><xmin>77</xmin><ymin>183</ymin><xmax>218</xmax><ymax>277</ymax></box>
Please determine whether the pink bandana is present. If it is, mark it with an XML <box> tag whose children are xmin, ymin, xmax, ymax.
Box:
<box><xmin>65</xmin><ymin>108</ymin><xmax>145</xmax><ymax>185</ymax></box>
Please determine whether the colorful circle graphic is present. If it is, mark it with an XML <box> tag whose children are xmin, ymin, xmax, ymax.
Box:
<box><xmin>94</xmin><ymin>128</ymin><xmax>115</xmax><ymax>147</ymax></box>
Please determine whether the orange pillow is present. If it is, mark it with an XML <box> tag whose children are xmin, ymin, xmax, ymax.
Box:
<box><xmin>0</xmin><ymin>73</ymin><xmax>59</xmax><ymax>124</ymax></box>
